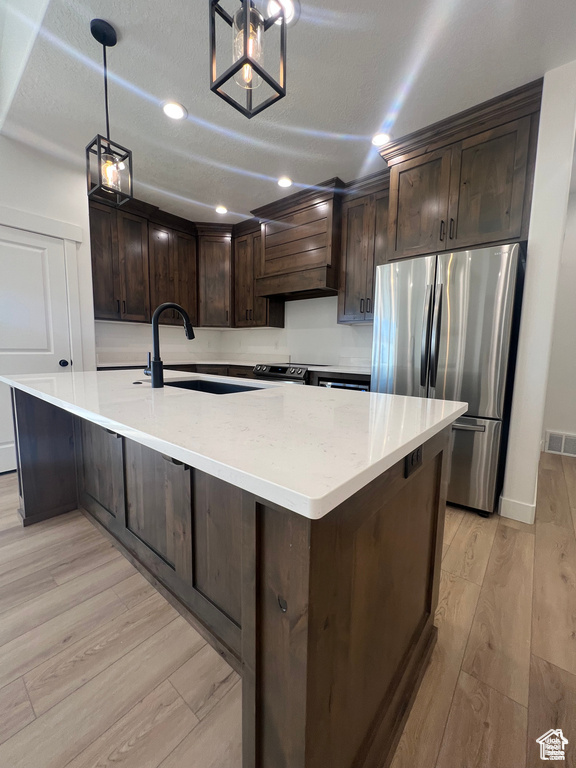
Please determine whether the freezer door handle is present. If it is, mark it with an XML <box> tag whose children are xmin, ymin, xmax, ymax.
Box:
<box><xmin>452</xmin><ymin>423</ymin><xmax>486</xmax><ymax>433</ymax></box>
<box><xmin>429</xmin><ymin>284</ymin><xmax>443</xmax><ymax>389</ymax></box>
<box><xmin>420</xmin><ymin>284</ymin><xmax>433</xmax><ymax>388</ymax></box>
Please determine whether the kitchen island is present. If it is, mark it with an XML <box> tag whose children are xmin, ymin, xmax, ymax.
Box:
<box><xmin>2</xmin><ymin>369</ymin><xmax>466</xmax><ymax>768</ymax></box>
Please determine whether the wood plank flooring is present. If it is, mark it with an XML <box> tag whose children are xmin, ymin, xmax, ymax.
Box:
<box><xmin>0</xmin><ymin>454</ymin><xmax>574</xmax><ymax>767</ymax></box>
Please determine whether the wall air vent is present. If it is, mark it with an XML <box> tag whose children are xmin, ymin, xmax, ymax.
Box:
<box><xmin>545</xmin><ymin>431</ymin><xmax>576</xmax><ymax>457</ymax></box>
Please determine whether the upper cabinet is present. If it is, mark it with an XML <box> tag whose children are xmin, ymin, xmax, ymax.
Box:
<box><xmin>197</xmin><ymin>226</ymin><xmax>233</xmax><ymax>327</ymax></box>
<box><xmin>382</xmin><ymin>81</ymin><xmax>541</xmax><ymax>261</ymax></box>
<box><xmin>149</xmin><ymin>223</ymin><xmax>197</xmax><ymax>326</ymax></box>
<box><xmin>90</xmin><ymin>202</ymin><xmax>150</xmax><ymax>322</ymax></box>
<box><xmin>338</xmin><ymin>179</ymin><xmax>389</xmax><ymax>324</ymax></box>
<box><xmin>252</xmin><ymin>179</ymin><xmax>343</xmax><ymax>299</ymax></box>
<box><xmin>233</xmin><ymin>223</ymin><xmax>284</xmax><ymax>328</ymax></box>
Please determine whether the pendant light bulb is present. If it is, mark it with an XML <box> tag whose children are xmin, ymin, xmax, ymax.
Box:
<box><xmin>101</xmin><ymin>152</ymin><xmax>121</xmax><ymax>191</ymax></box>
<box><xmin>233</xmin><ymin>6</ymin><xmax>264</xmax><ymax>89</ymax></box>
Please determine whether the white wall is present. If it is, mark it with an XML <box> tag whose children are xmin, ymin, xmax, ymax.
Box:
<box><xmin>543</xmin><ymin>190</ymin><xmax>576</xmax><ymax>437</ymax></box>
<box><xmin>0</xmin><ymin>135</ymin><xmax>96</xmax><ymax>370</ymax></box>
<box><xmin>95</xmin><ymin>296</ymin><xmax>375</xmax><ymax>367</ymax></box>
<box><xmin>501</xmin><ymin>60</ymin><xmax>576</xmax><ymax>524</ymax></box>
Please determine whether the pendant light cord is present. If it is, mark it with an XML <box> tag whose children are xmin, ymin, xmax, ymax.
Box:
<box><xmin>103</xmin><ymin>44</ymin><xmax>111</xmax><ymax>143</ymax></box>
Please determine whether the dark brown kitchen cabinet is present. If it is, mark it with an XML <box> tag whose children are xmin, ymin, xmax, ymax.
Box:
<box><xmin>338</xmin><ymin>187</ymin><xmax>389</xmax><ymax>323</ymax></box>
<box><xmin>89</xmin><ymin>202</ymin><xmax>150</xmax><ymax>322</ymax></box>
<box><xmin>387</xmin><ymin>116</ymin><xmax>533</xmax><ymax>260</ymax></box>
<box><xmin>149</xmin><ymin>224</ymin><xmax>198</xmax><ymax>326</ymax></box>
<box><xmin>77</xmin><ymin>419</ymin><xmax>125</xmax><ymax>537</ymax></box>
<box><xmin>234</xmin><ymin>231</ymin><xmax>284</xmax><ymax>328</ymax></box>
<box><xmin>197</xmin><ymin>229</ymin><xmax>232</xmax><ymax>327</ymax></box>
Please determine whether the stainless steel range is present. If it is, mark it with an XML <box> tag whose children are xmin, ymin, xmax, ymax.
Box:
<box><xmin>253</xmin><ymin>364</ymin><xmax>321</xmax><ymax>384</ymax></box>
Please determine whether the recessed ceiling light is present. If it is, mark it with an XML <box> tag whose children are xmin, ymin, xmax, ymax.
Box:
<box><xmin>371</xmin><ymin>132</ymin><xmax>391</xmax><ymax>147</ymax></box>
<box><xmin>278</xmin><ymin>176</ymin><xmax>293</xmax><ymax>188</ymax></box>
<box><xmin>162</xmin><ymin>101</ymin><xmax>188</xmax><ymax>120</ymax></box>
<box><xmin>216</xmin><ymin>205</ymin><xmax>228</xmax><ymax>214</ymax></box>
<box><xmin>267</xmin><ymin>0</ymin><xmax>300</xmax><ymax>26</ymax></box>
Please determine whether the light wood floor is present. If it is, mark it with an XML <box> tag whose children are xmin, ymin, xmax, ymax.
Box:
<box><xmin>0</xmin><ymin>454</ymin><xmax>574</xmax><ymax>767</ymax></box>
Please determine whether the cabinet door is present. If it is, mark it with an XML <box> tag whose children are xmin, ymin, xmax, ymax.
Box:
<box><xmin>338</xmin><ymin>196</ymin><xmax>373</xmax><ymax>323</ymax></box>
<box><xmin>388</xmin><ymin>148</ymin><xmax>452</xmax><ymax>260</ymax></box>
<box><xmin>234</xmin><ymin>235</ymin><xmax>253</xmax><ymax>327</ymax></box>
<box><xmin>149</xmin><ymin>224</ymin><xmax>178</xmax><ymax>325</ymax></box>
<box><xmin>448</xmin><ymin>117</ymin><xmax>531</xmax><ymax>248</ymax></box>
<box><xmin>89</xmin><ymin>202</ymin><xmax>121</xmax><ymax>320</ymax></box>
<box><xmin>174</xmin><ymin>232</ymin><xmax>198</xmax><ymax>326</ymax></box>
<box><xmin>117</xmin><ymin>211</ymin><xmax>151</xmax><ymax>322</ymax></box>
<box><xmin>198</xmin><ymin>236</ymin><xmax>232</xmax><ymax>327</ymax></box>
<box><xmin>125</xmin><ymin>442</ymin><xmax>192</xmax><ymax>585</ymax></box>
<box><xmin>78</xmin><ymin>420</ymin><xmax>125</xmax><ymax>536</ymax></box>
<box><xmin>366</xmin><ymin>191</ymin><xmax>389</xmax><ymax>321</ymax></box>
<box><xmin>251</xmin><ymin>233</ymin><xmax>274</xmax><ymax>326</ymax></box>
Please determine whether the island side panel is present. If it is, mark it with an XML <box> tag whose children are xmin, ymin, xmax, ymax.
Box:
<box><xmin>248</xmin><ymin>428</ymin><xmax>450</xmax><ymax>768</ymax></box>
<box><xmin>11</xmin><ymin>388</ymin><xmax>77</xmax><ymax>525</ymax></box>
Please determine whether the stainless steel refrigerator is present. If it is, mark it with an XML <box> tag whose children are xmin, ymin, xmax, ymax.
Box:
<box><xmin>371</xmin><ymin>243</ymin><xmax>524</xmax><ymax>514</ymax></box>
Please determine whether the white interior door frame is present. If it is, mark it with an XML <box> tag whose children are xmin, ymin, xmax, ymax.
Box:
<box><xmin>0</xmin><ymin>204</ymin><xmax>85</xmax><ymax>372</ymax></box>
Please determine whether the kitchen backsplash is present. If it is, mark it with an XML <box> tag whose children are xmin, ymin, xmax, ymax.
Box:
<box><xmin>95</xmin><ymin>297</ymin><xmax>374</xmax><ymax>367</ymax></box>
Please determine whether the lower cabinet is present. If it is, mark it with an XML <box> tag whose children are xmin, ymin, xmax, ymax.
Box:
<box><xmin>76</xmin><ymin>420</ymin><xmax>242</xmax><ymax>655</ymax></box>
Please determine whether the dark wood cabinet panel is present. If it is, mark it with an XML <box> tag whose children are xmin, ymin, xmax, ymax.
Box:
<box><xmin>125</xmin><ymin>442</ymin><xmax>193</xmax><ymax>581</ymax></box>
<box><xmin>388</xmin><ymin>148</ymin><xmax>452</xmax><ymax>260</ymax></box>
<box><xmin>227</xmin><ymin>365</ymin><xmax>257</xmax><ymax>379</ymax></box>
<box><xmin>117</xmin><ymin>211</ymin><xmax>151</xmax><ymax>322</ymax></box>
<box><xmin>78</xmin><ymin>420</ymin><xmax>125</xmax><ymax>536</ymax></box>
<box><xmin>89</xmin><ymin>202</ymin><xmax>121</xmax><ymax>320</ymax></box>
<box><xmin>198</xmin><ymin>234</ymin><xmax>232</xmax><ymax>327</ymax></box>
<box><xmin>195</xmin><ymin>364</ymin><xmax>229</xmax><ymax>376</ymax></box>
<box><xmin>234</xmin><ymin>232</ymin><xmax>284</xmax><ymax>328</ymax></box>
<box><xmin>149</xmin><ymin>226</ymin><xmax>198</xmax><ymax>326</ymax></box>
<box><xmin>193</xmin><ymin>473</ymin><xmax>243</xmax><ymax>626</ymax></box>
<box><xmin>149</xmin><ymin>224</ymin><xmax>176</xmax><ymax>324</ymax></box>
<box><xmin>339</xmin><ymin>197</ymin><xmax>373</xmax><ymax>323</ymax></box>
<box><xmin>174</xmin><ymin>231</ymin><xmax>198</xmax><ymax>326</ymax></box>
<box><xmin>338</xmin><ymin>186</ymin><xmax>389</xmax><ymax>324</ymax></box>
<box><xmin>234</xmin><ymin>235</ymin><xmax>253</xmax><ymax>327</ymax></box>
<box><xmin>448</xmin><ymin>117</ymin><xmax>531</xmax><ymax>248</ymax></box>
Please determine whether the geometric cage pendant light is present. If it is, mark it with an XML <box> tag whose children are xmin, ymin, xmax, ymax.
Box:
<box><xmin>86</xmin><ymin>19</ymin><xmax>133</xmax><ymax>205</ymax></box>
<box><xmin>209</xmin><ymin>0</ymin><xmax>287</xmax><ymax>119</ymax></box>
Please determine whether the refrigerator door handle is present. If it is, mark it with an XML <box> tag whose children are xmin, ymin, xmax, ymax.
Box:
<box><xmin>420</xmin><ymin>285</ymin><xmax>433</xmax><ymax>388</ymax></box>
<box><xmin>429</xmin><ymin>284</ymin><xmax>443</xmax><ymax>389</ymax></box>
<box><xmin>452</xmin><ymin>423</ymin><xmax>486</xmax><ymax>433</ymax></box>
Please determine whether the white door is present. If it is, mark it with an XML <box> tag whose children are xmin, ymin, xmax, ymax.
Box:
<box><xmin>0</xmin><ymin>225</ymin><xmax>71</xmax><ymax>472</ymax></box>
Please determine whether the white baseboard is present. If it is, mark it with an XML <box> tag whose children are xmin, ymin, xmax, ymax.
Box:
<box><xmin>0</xmin><ymin>443</ymin><xmax>16</xmax><ymax>474</ymax></box>
<box><xmin>499</xmin><ymin>495</ymin><xmax>536</xmax><ymax>525</ymax></box>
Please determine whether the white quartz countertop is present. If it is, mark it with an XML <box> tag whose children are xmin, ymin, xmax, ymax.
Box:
<box><xmin>97</xmin><ymin>361</ymin><xmax>373</xmax><ymax>375</ymax></box>
<box><xmin>1</xmin><ymin>370</ymin><xmax>466</xmax><ymax>520</ymax></box>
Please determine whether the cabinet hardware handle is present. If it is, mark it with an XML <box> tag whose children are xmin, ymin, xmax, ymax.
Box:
<box><xmin>439</xmin><ymin>220</ymin><xmax>446</xmax><ymax>241</ymax></box>
<box><xmin>105</xmin><ymin>428</ymin><xmax>122</xmax><ymax>439</ymax></box>
<box><xmin>278</xmin><ymin>595</ymin><xmax>288</xmax><ymax>613</ymax></box>
<box><xmin>116</xmin><ymin>299</ymin><xmax>120</xmax><ymax>313</ymax></box>
<box><xmin>246</xmin><ymin>309</ymin><xmax>248</xmax><ymax>320</ymax></box>
<box><xmin>360</xmin><ymin>298</ymin><xmax>365</xmax><ymax>314</ymax></box>
<box><xmin>122</xmin><ymin>300</ymin><xmax>126</xmax><ymax>314</ymax></box>
<box><xmin>249</xmin><ymin>309</ymin><xmax>253</xmax><ymax>321</ymax></box>
<box><xmin>449</xmin><ymin>218</ymin><xmax>455</xmax><ymax>239</ymax></box>
<box><xmin>226</xmin><ymin>310</ymin><xmax>229</xmax><ymax>323</ymax></box>
<box><xmin>366</xmin><ymin>298</ymin><xmax>371</xmax><ymax>314</ymax></box>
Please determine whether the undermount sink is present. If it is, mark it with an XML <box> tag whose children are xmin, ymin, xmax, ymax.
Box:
<box><xmin>164</xmin><ymin>378</ymin><xmax>261</xmax><ymax>395</ymax></box>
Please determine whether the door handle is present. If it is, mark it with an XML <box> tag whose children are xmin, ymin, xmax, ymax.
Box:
<box><xmin>452</xmin><ymin>423</ymin><xmax>486</xmax><ymax>433</ymax></box>
<box><xmin>366</xmin><ymin>297</ymin><xmax>371</xmax><ymax>314</ymax></box>
<box><xmin>449</xmin><ymin>218</ymin><xmax>455</xmax><ymax>239</ymax></box>
<box><xmin>59</xmin><ymin>359</ymin><xmax>69</xmax><ymax>367</ymax></box>
<box><xmin>429</xmin><ymin>284</ymin><xmax>443</xmax><ymax>389</ymax></box>
<box><xmin>420</xmin><ymin>285</ymin><xmax>433</xmax><ymax>388</ymax></box>
<box><xmin>360</xmin><ymin>298</ymin><xmax>365</xmax><ymax>314</ymax></box>
<box><xmin>439</xmin><ymin>220</ymin><xmax>446</xmax><ymax>242</ymax></box>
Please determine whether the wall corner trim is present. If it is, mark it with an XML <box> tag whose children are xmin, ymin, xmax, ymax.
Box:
<box><xmin>499</xmin><ymin>494</ymin><xmax>536</xmax><ymax>525</ymax></box>
<box><xmin>0</xmin><ymin>204</ymin><xmax>83</xmax><ymax>243</ymax></box>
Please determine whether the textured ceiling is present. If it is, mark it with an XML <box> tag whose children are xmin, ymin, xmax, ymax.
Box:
<box><xmin>4</xmin><ymin>0</ymin><xmax>576</xmax><ymax>221</ymax></box>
